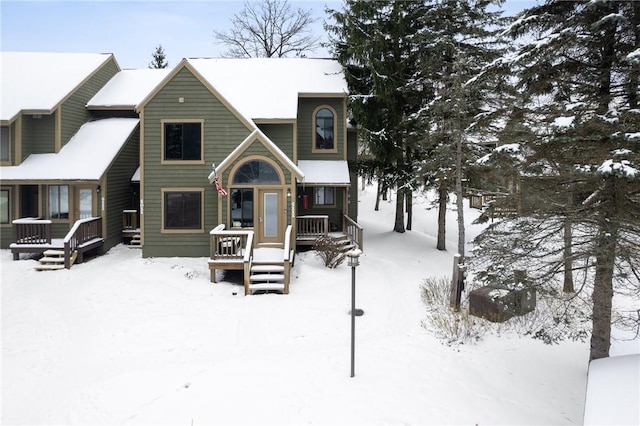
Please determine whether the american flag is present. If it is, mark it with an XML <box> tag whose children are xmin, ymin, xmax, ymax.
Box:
<box><xmin>212</xmin><ymin>165</ymin><xmax>228</xmax><ymax>196</ymax></box>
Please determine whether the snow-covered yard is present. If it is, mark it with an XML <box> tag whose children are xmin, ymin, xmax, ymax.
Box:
<box><xmin>2</xmin><ymin>186</ymin><xmax>638</xmax><ymax>425</ymax></box>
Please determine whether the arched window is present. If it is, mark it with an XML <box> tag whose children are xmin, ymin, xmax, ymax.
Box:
<box><xmin>314</xmin><ymin>107</ymin><xmax>335</xmax><ymax>150</ymax></box>
<box><xmin>232</xmin><ymin>159</ymin><xmax>281</xmax><ymax>184</ymax></box>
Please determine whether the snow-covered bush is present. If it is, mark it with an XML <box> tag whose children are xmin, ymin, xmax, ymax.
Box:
<box><xmin>420</xmin><ymin>277</ymin><xmax>487</xmax><ymax>345</ymax></box>
<box><xmin>314</xmin><ymin>236</ymin><xmax>346</xmax><ymax>268</ymax></box>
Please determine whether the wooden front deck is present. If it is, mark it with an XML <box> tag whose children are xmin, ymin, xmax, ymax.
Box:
<box><xmin>10</xmin><ymin>217</ymin><xmax>104</xmax><ymax>268</ymax></box>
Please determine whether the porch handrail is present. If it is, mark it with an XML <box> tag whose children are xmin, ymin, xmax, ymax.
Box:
<box><xmin>283</xmin><ymin>224</ymin><xmax>292</xmax><ymax>294</ymax></box>
<box><xmin>12</xmin><ymin>218</ymin><xmax>52</xmax><ymax>245</ymax></box>
<box><xmin>63</xmin><ymin>217</ymin><xmax>103</xmax><ymax>269</ymax></box>
<box><xmin>209</xmin><ymin>225</ymin><xmax>253</xmax><ymax>262</ymax></box>
<box><xmin>343</xmin><ymin>214</ymin><xmax>363</xmax><ymax>251</ymax></box>
<box><xmin>296</xmin><ymin>215</ymin><xmax>328</xmax><ymax>239</ymax></box>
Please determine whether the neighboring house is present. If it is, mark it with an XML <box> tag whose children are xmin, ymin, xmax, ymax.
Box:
<box><xmin>0</xmin><ymin>52</ymin><xmax>135</xmax><ymax>268</ymax></box>
<box><xmin>1</xmin><ymin>52</ymin><xmax>361</xmax><ymax>292</ymax></box>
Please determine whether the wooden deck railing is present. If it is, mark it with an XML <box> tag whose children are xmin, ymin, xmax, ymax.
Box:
<box><xmin>343</xmin><ymin>214</ymin><xmax>364</xmax><ymax>251</ymax></box>
<box><xmin>296</xmin><ymin>215</ymin><xmax>328</xmax><ymax>241</ymax></box>
<box><xmin>123</xmin><ymin>210</ymin><xmax>138</xmax><ymax>230</ymax></box>
<box><xmin>63</xmin><ymin>217</ymin><xmax>103</xmax><ymax>269</ymax></box>
<box><xmin>209</xmin><ymin>224</ymin><xmax>254</xmax><ymax>286</ymax></box>
<box><xmin>283</xmin><ymin>224</ymin><xmax>293</xmax><ymax>294</ymax></box>
<box><xmin>12</xmin><ymin>218</ymin><xmax>52</xmax><ymax>245</ymax></box>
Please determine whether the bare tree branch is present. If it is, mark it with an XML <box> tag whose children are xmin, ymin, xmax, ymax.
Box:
<box><xmin>213</xmin><ymin>0</ymin><xmax>320</xmax><ymax>58</ymax></box>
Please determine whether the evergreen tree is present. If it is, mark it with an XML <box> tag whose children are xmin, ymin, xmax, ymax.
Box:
<box><xmin>149</xmin><ymin>44</ymin><xmax>169</xmax><ymax>69</ymax></box>
<box><xmin>418</xmin><ymin>0</ymin><xmax>512</xmax><ymax>256</ymax></box>
<box><xmin>326</xmin><ymin>0</ymin><xmax>433</xmax><ymax>233</ymax></box>
<box><xmin>472</xmin><ymin>1</ymin><xmax>640</xmax><ymax>359</ymax></box>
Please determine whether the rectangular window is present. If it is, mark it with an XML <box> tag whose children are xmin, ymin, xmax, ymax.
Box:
<box><xmin>1</xmin><ymin>127</ymin><xmax>9</xmax><ymax>162</ymax></box>
<box><xmin>164</xmin><ymin>191</ymin><xmax>202</xmax><ymax>230</ymax></box>
<box><xmin>231</xmin><ymin>188</ymin><xmax>253</xmax><ymax>227</ymax></box>
<box><xmin>315</xmin><ymin>187</ymin><xmax>335</xmax><ymax>206</ymax></box>
<box><xmin>164</xmin><ymin>122</ymin><xmax>202</xmax><ymax>161</ymax></box>
<box><xmin>0</xmin><ymin>189</ymin><xmax>10</xmax><ymax>224</ymax></box>
<box><xmin>49</xmin><ymin>185</ymin><xmax>69</xmax><ymax>219</ymax></box>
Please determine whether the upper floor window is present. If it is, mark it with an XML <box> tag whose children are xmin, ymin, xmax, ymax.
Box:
<box><xmin>49</xmin><ymin>185</ymin><xmax>69</xmax><ymax>220</ymax></box>
<box><xmin>314</xmin><ymin>107</ymin><xmax>336</xmax><ymax>152</ymax></box>
<box><xmin>163</xmin><ymin>121</ymin><xmax>203</xmax><ymax>162</ymax></box>
<box><xmin>1</xmin><ymin>127</ymin><xmax>9</xmax><ymax>163</ymax></box>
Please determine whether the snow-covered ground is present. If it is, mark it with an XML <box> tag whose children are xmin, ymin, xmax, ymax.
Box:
<box><xmin>2</xmin><ymin>185</ymin><xmax>638</xmax><ymax>425</ymax></box>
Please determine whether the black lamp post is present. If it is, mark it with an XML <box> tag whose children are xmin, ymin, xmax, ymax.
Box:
<box><xmin>346</xmin><ymin>248</ymin><xmax>362</xmax><ymax>378</ymax></box>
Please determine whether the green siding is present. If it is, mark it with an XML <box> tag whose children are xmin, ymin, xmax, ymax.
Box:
<box><xmin>21</xmin><ymin>114</ymin><xmax>55</xmax><ymax>157</ymax></box>
<box><xmin>297</xmin><ymin>97</ymin><xmax>346</xmax><ymax>160</ymax></box>
<box><xmin>257</xmin><ymin>123</ymin><xmax>294</xmax><ymax>157</ymax></box>
<box><xmin>61</xmin><ymin>58</ymin><xmax>120</xmax><ymax>146</ymax></box>
<box><xmin>347</xmin><ymin>129</ymin><xmax>359</xmax><ymax>220</ymax></box>
<box><xmin>103</xmin><ymin>127</ymin><xmax>139</xmax><ymax>252</ymax></box>
<box><xmin>142</xmin><ymin>67</ymin><xmax>252</xmax><ymax>258</ymax></box>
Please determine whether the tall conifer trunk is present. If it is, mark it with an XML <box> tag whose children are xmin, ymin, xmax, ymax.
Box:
<box><xmin>437</xmin><ymin>183</ymin><xmax>447</xmax><ymax>250</ymax></box>
<box><xmin>590</xmin><ymin>177</ymin><xmax>619</xmax><ymax>360</ymax></box>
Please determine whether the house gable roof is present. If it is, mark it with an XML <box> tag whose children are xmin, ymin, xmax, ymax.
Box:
<box><xmin>209</xmin><ymin>128</ymin><xmax>303</xmax><ymax>183</ymax></box>
<box><xmin>0</xmin><ymin>52</ymin><xmax>118</xmax><ymax>122</ymax></box>
<box><xmin>87</xmin><ymin>68</ymin><xmax>171</xmax><ymax>109</ymax></box>
<box><xmin>136</xmin><ymin>59</ymin><xmax>256</xmax><ymax>132</ymax></box>
<box><xmin>0</xmin><ymin>118</ymin><xmax>139</xmax><ymax>182</ymax></box>
<box><xmin>188</xmin><ymin>58</ymin><xmax>347</xmax><ymax>121</ymax></box>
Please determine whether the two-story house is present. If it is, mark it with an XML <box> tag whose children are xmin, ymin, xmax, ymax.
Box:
<box><xmin>1</xmin><ymin>52</ymin><xmax>361</xmax><ymax>292</ymax></box>
<box><xmin>0</xmin><ymin>52</ymin><xmax>140</xmax><ymax>268</ymax></box>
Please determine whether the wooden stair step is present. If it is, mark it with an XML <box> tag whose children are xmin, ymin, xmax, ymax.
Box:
<box><xmin>39</xmin><ymin>256</ymin><xmax>65</xmax><ymax>263</ymax></box>
<box><xmin>43</xmin><ymin>249</ymin><xmax>65</xmax><ymax>257</ymax></box>
<box><xmin>35</xmin><ymin>264</ymin><xmax>65</xmax><ymax>271</ymax></box>
<box><xmin>249</xmin><ymin>273</ymin><xmax>285</xmax><ymax>282</ymax></box>
<box><xmin>251</xmin><ymin>265</ymin><xmax>285</xmax><ymax>273</ymax></box>
<box><xmin>249</xmin><ymin>283</ymin><xmax>286</xmax><ymax>292</ymax></box>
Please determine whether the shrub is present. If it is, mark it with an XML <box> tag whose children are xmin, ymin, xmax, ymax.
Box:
<box><xmin>421</xmin><ymin>276</ymin><xmax>487</xmax><ymax>345</ymax></box>
<box><xmin>314</xmin><ymin>235</ymin><xmax>346</xmax><ymax>268</ymax></box>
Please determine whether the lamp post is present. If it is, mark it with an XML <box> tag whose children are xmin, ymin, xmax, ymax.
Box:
<box><xmin>346</xmin><ymin>248</ymin><xmax>362</xmax><ymax>378</ymax></box>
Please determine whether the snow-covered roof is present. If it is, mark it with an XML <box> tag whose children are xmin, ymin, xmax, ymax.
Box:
<box><xmin>210</xmin><ymin>128</ymin><xmax>303</xmax><ymax>182</ymax></box>
<box><xmin>0</xmin><ymin>118</ymin><xmax>139</xmax><ymax>181</ymax></box>
<box><xmin>0</xmin><ymin>52</ymin><xmax>116</xmax><ymax>122</ymax></box>
<box><xmin>187</xmin><ymin>58</ymin><xmax>347</xmax><ymax>120</ymax></box>
<box><xmin>87</xmin><ymin>69</ymin><xmax>171</xmax><ymax>109</ymax></box>
<box><xmin>583</xmin><ymin>354</ymin><xmax>640</xmax><ymax>426</ymax></box>
<box><xmin>298</xmin><ymin>160</ymin><xmax>351</xmax><ymax>186</ymax></box>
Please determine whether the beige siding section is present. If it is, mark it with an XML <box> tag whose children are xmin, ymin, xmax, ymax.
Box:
<box><xmin>142</xmin><ymin>67</ymin><xmax>252</xmax><ymax>257</ymax></box>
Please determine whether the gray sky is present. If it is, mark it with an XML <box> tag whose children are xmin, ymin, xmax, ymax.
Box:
<box><xmin>1</xmin><ymin>0</ymin><xmax>535</xmax><ymax>69</ymax></box>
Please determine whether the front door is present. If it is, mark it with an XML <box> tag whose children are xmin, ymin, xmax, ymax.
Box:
<box><xmin>76</xmin><ymin>187</ymin><xmax>94</xmax><ymax>220</ymax></box>
<box><xmin>257</xmin><ymin>189</ymin><xmax>282</xmax><ymax>245</ymax></box>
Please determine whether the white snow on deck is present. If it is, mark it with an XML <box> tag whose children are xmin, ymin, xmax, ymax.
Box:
<box><xmin>188</xmin><ymin>58</ymin><xmax>347</xmax><ymax>120</ymax></box>
<box><xmin>0</xmin><ymin>52</ymin><xmax>114</xmax><ymax>121</ymax></box>
<box><xmin>298</xmin><ymin>160</ymin><xmax>351</xmax><ymax>186</ymax></box>
<box><xmin>87</xmin><ymin>69</ymin><xmax>171</xmax><ymax>109</ymax></box>
<box><xmin>0</xmin><ymin>118</ymin><xmax>139</xmax><ymax>181</ymax></box>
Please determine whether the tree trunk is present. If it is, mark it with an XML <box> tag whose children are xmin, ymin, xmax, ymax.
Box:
<box><xmin>589</xmin><ymin>177</ymin><xmax>619</xmax><ymax>360</ymax></box>
<box><xmin>563</xmin><ymin>190</ymin><xmax>575</xmax><ymax>293</ymax></box>
<box><xmin>375</xmin><ymin>179</ymin><xmax>382</xmax><ymax>211</ymax></box>
<box><xmin>437</xmin><ymin>183</ymin><xmax>447</xmax><ymax>251</ymax></box>
<box><xmin>394</xmin><ymin>186</ymin><xmax>405</xmax><ymax>233</ymax></box>
<box><xmin>406</xmin><ymin>190</ymin><xmax>412</xmax><ymax>231</ymax></box>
